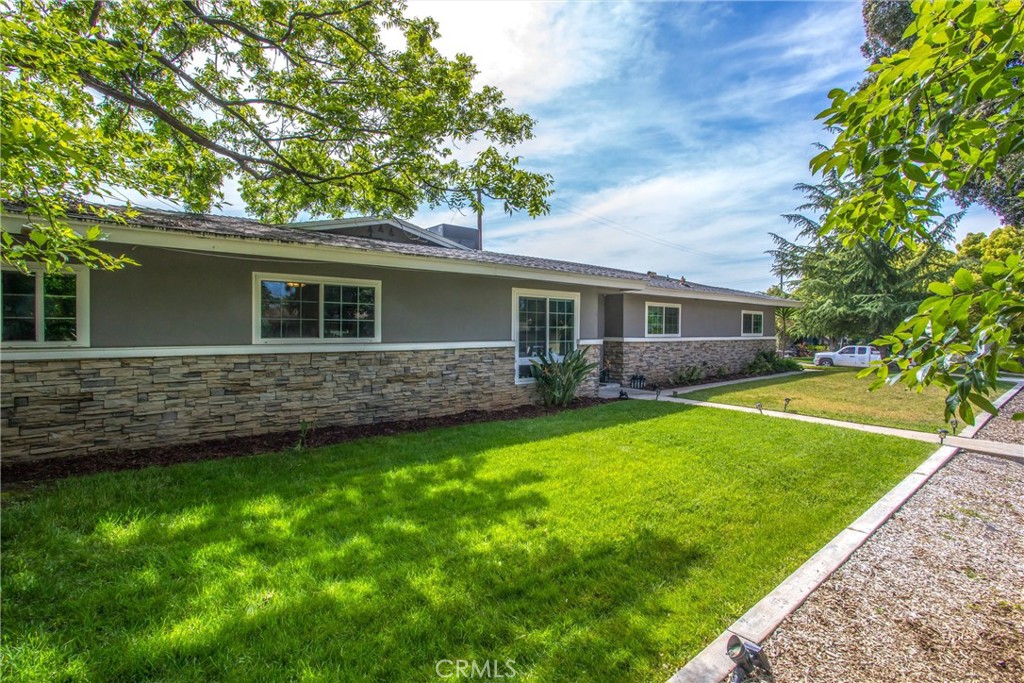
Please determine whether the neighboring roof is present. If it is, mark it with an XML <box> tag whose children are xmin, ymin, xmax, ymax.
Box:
<box><xmin>285</xmin><ymin>216</ymin><xmax>471</xmax><ymax>251</ymax></box>
<box><xmin>3</xmin><ymin>203</ymin><xmax>795</xmax><ymax>306</ymax></box>
<box><xmin>426</xmin><ymin>223</ymin><xmax>481</xmax><ymax>250</ymax></box>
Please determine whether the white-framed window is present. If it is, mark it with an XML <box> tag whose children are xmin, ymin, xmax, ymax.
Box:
<box><xmin>513</xmin><ymin>288</ymin><xmax>580</xmax><ymax>383</ymax></box>
<box><xmin>741</xmin><ymin>310</ymin><xmax>764</xmax><ymax>336</ymax></box>
<box><xmin>645</xmin><ymin>302</ymin><xmax>681</xmax><ymax>337</ymax></box>
<box><xmin>252</xmin><ymin>272</ymin><xmax>381</xmax><ymax>343</ymax></box>
<box><xmin>1</xmin><ymin>265</ymin><xmax>90</xmax><ymax>347</ymax></box>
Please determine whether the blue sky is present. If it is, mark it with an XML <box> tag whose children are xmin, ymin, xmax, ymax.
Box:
<box><xmin>404</xmin><ymin>0</ymin><xmax>999</xmax><ymax>291</ymax></box>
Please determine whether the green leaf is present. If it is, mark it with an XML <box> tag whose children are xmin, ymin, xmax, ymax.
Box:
<box><xmin>928</xmin><ymin>281</ymin><xmax>954</xmax><ymax>296</ymax></box>
<box><xmin>953</xmin><ymin>268</ymin><xmax>976</xmax><ymax>292</ymax></box>
<box><xmin>967</xmin><ymin>392</ymin><xmax>998</xmax><ymax>416</ymax></box>
<box><xmin>902</xmin><ymin>163</ymin><xmax>931</xmax><ymax>184</ymax></box>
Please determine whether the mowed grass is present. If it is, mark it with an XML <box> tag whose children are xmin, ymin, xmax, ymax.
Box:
<box><xmin>2</xmin><ymin>402</ymin><xmax>934</xmax><ymax>682</ymax></box>
<box><xmin>684</xmin><ymin>368</ymin><xmax>1017</xmax><ymax>434</ymax></box>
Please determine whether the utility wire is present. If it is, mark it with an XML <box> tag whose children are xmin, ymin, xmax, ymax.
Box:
<box><xmin>552</xmin><ymin>197</ymin><xmax>743</xmax><ymax>262</ymax></box>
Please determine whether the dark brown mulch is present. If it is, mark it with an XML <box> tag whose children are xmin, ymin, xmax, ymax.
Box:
<box><xmin>1</xmin><ymin>397</ymin><xmax>612</xmax><ymax>487</ymax></box>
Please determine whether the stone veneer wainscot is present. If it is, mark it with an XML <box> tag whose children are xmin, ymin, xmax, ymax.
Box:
<box><xmin>1</xmin><ymin>345</ymin><xmax>600</xmax><ymax>463</ymax></box>
<box><xmin>603</xmin><ymin>338</ymin><xmax>776</xmax><ymax>385</ymax></box>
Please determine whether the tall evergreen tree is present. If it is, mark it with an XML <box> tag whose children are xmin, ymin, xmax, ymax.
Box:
<box><xmin>770</xmin><ymin>170</ymin><xmax>959</xmax><ymax>342</ymax></box>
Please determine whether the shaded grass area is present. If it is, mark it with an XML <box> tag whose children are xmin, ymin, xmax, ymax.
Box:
<box><xmin>684</xmin><ymin>368</ymin><xmax>1016</xmax><ymax>434</ymax></box>
<box><xmin>2</xmin><ymin>401</ymin><xmax>934</xmax><ymax>682</ymax></box>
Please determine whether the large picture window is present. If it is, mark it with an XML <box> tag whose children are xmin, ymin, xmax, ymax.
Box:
<box><xmin>1</xmin><ymin>267</ymin><xmax>88</xmax><ymax>346</ymax></box>
<box><xmin>254</xmin><ymin>273</ymin><xmax>380</xmax><ymax>342</ymax></box>
<box><xmin>741</xmin><ymin>311</ymin><xmax>764</xmax><ymax>336</ymax></box>
<box><xmin>646</xmin><ymin>302</ymin><xmax>681</xmax><ymax>337</ymax></box>
<box><xmin>514</xmin><ymin>289</ymin><xmax>579</xmax><ymax>381</ymax></box>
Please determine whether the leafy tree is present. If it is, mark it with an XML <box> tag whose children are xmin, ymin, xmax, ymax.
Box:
<box><xmin>956</xmin><ymin>226</ymin><xmax>1024</xmax><ymax>272</ymax></box>
<box><xmin>770</xmin><ymin>171</ymin><xmax>958</xmax><ymax>343</ymax></box>
<box><xmin>814</xmin><ymin>0</ymin><xmax>1024</xmax><ymax>421</ymax></box>
<box><xmin>855</xmin><ymin>0</ymin><xmax>1024</xmax><ymax>226</ymax></box>
<box><xmin>765</xmin><ymin>284</ymin><xmax>796</xmax><ymax>351</ymax></box>
<box><xmin>0</xmin><ymin>0</ymin><xmax>553</xmax><ymax>273</ymax></box>
<box><xmin>861</xmin><ymin>0</ymin><xmax>916</xmax><ymax>61</ymax></box>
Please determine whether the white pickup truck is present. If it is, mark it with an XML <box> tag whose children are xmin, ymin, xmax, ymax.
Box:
<box><xmin>813</xmin><ymin>345</ymin><xmax>882</xmax><ymax>367</ymax></box>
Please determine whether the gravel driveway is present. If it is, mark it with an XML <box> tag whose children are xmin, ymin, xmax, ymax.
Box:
<box><xmin>761</xmin><ymin>389</ymin><xmax>1024</xmax><ymax>682</ymax></box>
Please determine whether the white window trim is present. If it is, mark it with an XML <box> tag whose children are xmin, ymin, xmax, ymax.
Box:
<box><xmin>741</xmin><ymin>310</ymin><xmax>765</xmax><ymax>337</ymax></box>
<box><xmin>644</xmin><ymin>301</ymin><xmax>682</xmax><ymax>338</ymax></box>
<box><xmin>252</xmin><ymin>272</ymin><xmax>382</xmax><ymax>344</ymax></box>
<box><xmin>1</xmin><ymin>265</ymin><xmax>90</xmax><ymax>348</ymax></box>
<box><xmin>512</xmin><ymin>287</ymin><xmax>581</xmax><ymax>385</ymax></box>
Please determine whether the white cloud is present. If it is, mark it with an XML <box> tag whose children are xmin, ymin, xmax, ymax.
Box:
<box><xmin>405</xmin><ymin>1</ymin><xmax>654</xmax><ymax>107</ymax></box>
<box><xmin>477</xmin><ymin>119</ymin><xmax>829</xmax><ymax>290</ymax></box>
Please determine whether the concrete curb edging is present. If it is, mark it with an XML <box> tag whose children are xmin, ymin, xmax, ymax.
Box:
<box><xmin>666</xmin><ymin>381</ymin><xmax>1022</xmax><ymax>683</ymax></box>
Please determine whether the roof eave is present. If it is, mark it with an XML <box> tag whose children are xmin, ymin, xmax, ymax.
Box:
<box><xmin>2</xmin><ymin>211</ymin><xmax>793</xmax><ymax>307</ymax></box>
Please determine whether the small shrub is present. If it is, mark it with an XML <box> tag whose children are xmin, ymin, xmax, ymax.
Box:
<box><xmin>295</xmin><ymin>418</ymin><xmax>315</xmax><ymax>451</ymax></box>
<box><xmin>530</xmin><ymin>349</ymin><xmax>599</xmax><ymax>407</ymax></box>
<box><xmin>671</xmin><ymin>365</ymin><xmax>705</xmax><ymax>385</ymax></box>
<box><xmin>746</xmin><ymin>350</ymin><xmax>802</xmax><ymax>376</ymax></box>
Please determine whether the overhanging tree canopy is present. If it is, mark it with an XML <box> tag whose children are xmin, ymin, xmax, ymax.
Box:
<box><xmin>811</xmin><ymin>0</ymin><xmax>1024</xmax><ymax>422</ymax></box>
<box><xmin>0</xmin><ymin>0</ymin><xmax>553</xmax><ymax>271</ymax></box>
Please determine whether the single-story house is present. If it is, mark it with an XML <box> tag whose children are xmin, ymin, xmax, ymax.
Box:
<box><xmin>0</xmin><ymin>205</ymin><xmax>796</xmax><ymax>462</ymax></box>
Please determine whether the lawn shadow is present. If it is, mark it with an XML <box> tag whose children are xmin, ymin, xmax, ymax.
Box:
<box><xmin>2</xmin><ymin>400</ymin><xmax>705</xmax><ymax>682</ymax></box>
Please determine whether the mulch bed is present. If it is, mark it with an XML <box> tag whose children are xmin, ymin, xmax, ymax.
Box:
<box><xmin>759</xmin><ymin>388</ymin><xmax>1024</xmax><ymax>682</ymax></box>
<box><xmin>1</xmin><ymin>397</ymin><xmax>611</xmax><ymax>487</ymax></box>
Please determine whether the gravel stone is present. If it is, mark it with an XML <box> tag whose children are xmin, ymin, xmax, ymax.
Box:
<box><xmin>761</xmin><ymin>389</ymin><xmax>1024</xmax><ymax>682</ymax></box>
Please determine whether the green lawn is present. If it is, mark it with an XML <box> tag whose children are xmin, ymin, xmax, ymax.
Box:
<box><xmin>682</xmin><ymin>368</ymin><xmax>1016</xmax><ymax>433</ymax></box>
<box><xmin>2</xmin><ymin>402</ymin><xmax>934</xmax><ymax>682</ymax></box>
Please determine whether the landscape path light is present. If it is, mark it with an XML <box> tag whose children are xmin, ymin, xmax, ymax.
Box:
<box><xmin>726</xmin><ymin>634</ymin><xmax>773</xmax><ymax>682</ymax></box>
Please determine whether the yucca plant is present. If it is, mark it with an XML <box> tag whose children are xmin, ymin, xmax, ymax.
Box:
<box><xmin>530</xmin><ymin>348</ymin><xmax>599</xmax><ymax>407</ymax></box>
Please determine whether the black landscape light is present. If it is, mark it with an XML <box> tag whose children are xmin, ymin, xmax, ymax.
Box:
<box><xmin>937</xmin><ymin>428</ymin><xmax>949</xmax><ymax>444</ymax></box>
<box><xmin>755</xmin><ymin>402</ymin><xmax>763</xmax><ymax>415</ymax></box>
<box><xmin>951</xmin><ymin>418</ymin><xmax>959</xmax><ymax>434</ymax></box>
<box><xmin>619</xmin><ymin>390</ymin><xmax>630</xmax><ymax>400</ymax></box>
<box><xmin>727</xmin><ymin>634</ymin><xmax>773</xmax><ymax>682</ymax></box>
<box><xmin>783</xmin><ymin>397</ymin><xmax>792</xmax><ymax>412</ymax></box>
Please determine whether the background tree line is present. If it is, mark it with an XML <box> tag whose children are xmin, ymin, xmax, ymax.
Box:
<box><xmin>770</xmin><ymin>0</ymin><xmax>1022</xmax><ymax>421</ymax></box>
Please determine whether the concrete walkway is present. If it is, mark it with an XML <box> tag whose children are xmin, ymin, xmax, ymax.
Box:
<box><xmin>600</xmin><ymin>379</ymin><xmax>1024</xmax><ymax>463</ymax></box>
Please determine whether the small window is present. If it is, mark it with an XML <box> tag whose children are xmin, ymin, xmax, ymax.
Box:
<box><xmin>741</xmin><ymin>311</ymin><xmax>764</xmax><ymax>336</ymax></box>
<box><xmin>254</xmin><ymin>273</ymin><xmax>380</xmax><ymax>342</ymax></box>
<box><xmin>646</xmin><ymin>303</ymin><xmax>681</xmax><ymax>337</ymax></box>
<box><xmin>1</xmin><ymin>267</ymin><xmax>88</xmax><ymax>346</ymax></box>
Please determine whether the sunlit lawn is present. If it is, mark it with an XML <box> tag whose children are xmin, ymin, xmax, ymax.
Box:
<box><xmin>2</xmin><ymin>401</ymin><xmax>934</xmax><ymax>682</ymax></box>
<box><xmin>683</xmin><ymin>367</ymin><xmax>1016</xmax><ymax>434</ymax></box>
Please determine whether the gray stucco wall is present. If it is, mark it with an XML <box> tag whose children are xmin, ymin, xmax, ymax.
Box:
<box><xmin>88</xmin><ymin>244</ymin><xmax>603</xmax><ymax>347</ymax></box>
<box><xmin>618</xmin><ymin>295</ymin><xmax>776</xmax><ymax>338</ymax></box>
<box><xmin>604</xmin><ymin>295</ymin><xmax>624</xmax><ymax>338</ymax></box>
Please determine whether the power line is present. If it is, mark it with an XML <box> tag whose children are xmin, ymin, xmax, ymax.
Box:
<box><xmin>552</xmin><ymin>197</ymin><xmax>741</xmax><ymax>262</ymax></box>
